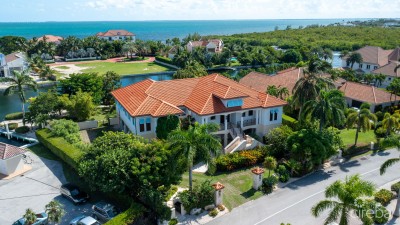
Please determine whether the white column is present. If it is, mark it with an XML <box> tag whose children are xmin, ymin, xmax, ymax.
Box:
<box><xmin>241</xmin><ymin>116</ymin><xmax>243</xmax><ymax>128</ymax></box>
<box><xmin>256</xmin><ymin>110</ymin><xmax>259</xmax><ymax>125</ymax></box>
<box><xmin>224</xmin><ymin>115</ymin><xmax>228</xmax><ymax>130</ymax></box>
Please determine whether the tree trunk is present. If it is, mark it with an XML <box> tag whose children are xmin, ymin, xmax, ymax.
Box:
<box><xmin>355</xmin><ymin>117</ymin><xmax>361</xmax><ymax>146</ymax></box>
<box><xmin>189</xmin><ymin>163</ymin><xmax>193</xmax><ymax>192</ymax></box>
<box><xmin>22</xmin><ymin>102</ymin><xmax>26</xmax><ymax>126</ymax></box>
<box><xmin>394</xmin><ymin>190</ymin><xmax>400</xmax><ymax>217</ymax></box>
<box><xmin>297</xmin><ymin>106</ymin><xmax>303</xmax><ymax>121</ymax></box>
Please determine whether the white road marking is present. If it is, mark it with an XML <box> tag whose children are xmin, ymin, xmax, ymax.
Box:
<box><xmin>253</xmin><ymin>167</ymin><xmax>381</xmax><ymax>225</ymax></box>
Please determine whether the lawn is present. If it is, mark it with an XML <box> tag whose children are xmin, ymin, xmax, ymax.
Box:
<box><xmin>339</xmin><ymin>129</ymin><xmax>376</xmax><ymax>146</ymax></box>
<box><xmin>179</xmin><ymin>168</ymin><xmax>269</xmax><ymax>210</ymax></box>
<box><xmin>75</xmin><ymin>62</ymin><xmax>172</xmax><ymax>75</ymax></box>
<box><xmin>54</xmin><ymin>66</ymin><xmax>70</xmax><ymax>70</ymax></box>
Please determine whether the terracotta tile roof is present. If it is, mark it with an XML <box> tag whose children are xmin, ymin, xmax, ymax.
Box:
<box><xmin>372</xmin><ymin>61</ymin><xmax>400</xmax><ymax>77</ymax></box>
<box><xmin>251</xmin><ymin>167</ymin><xmax>265</xmax><ymax>175</ymax></box>
<box><xmin>96</xmin><ymin>30</ymin><xmax>135</xmax><ymax>37</ymax></box>
<box><xmin>344</xmin><ymin>46</ymin><xmax>393</xmax><ymax>66</ymax></box>
<box><xmin>37</xmin><ymin>35</ymin><xmax>63</xmax><ymax>43</ymax></box>
<box><xmin>112</xmin><ymin>74</ymin><xmax>286</xmax><ymax>117</ymax></box>
<box><xmin>0</xmin><ymin>142</ymin><xmax>26</xmax><ymax>160</ymax></box>
<box><xmin>190</xmin><ymin>41</ymin><xmax>208</xmax><ymax>47</ymax></box>
<box><xmin>388</xmin><ymin>47</ymin><xmax>400</xmax><ymax>62</ymax></box>
<box><xmin>212</xmin><ymin>182</ymin><xmax>225</xmax><ymax>190</ymax></box>
<box><xmin>5</xmin><ymin>52</ymin><xmax>21</xmax><ymax>63</ymax></box>
<box><xmin>339</xmin><ymin>81</ymin><xmax>397</xmax><ymax>104</ymax></box>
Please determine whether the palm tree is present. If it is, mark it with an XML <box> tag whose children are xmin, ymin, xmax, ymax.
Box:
<box><xmin>301</xmin><ymin>90</ymin><xmax>346</xmax><ymax>131</ymax></box>
<box><xmin>311</xmin><ymin>174</ymin><xmax>375</xmax><ymax>225</ymax></box>
<box><xmin>346</xmin><ymin>104</ymin><xmax>377</xmax><ymax>146</ymax></box>
<box><xmin>266</xmin><ymin>85</ymin><xmax>279</xmax><ymax>97</ymax></box>
<box><xmin>45</xmin><ymin>200</ymin><xmax>64</xmax><ymax>224</ymax></box>
<box><xmin>382</xmin><ymin>112</ymin><xmax>400</xmax><ymax>136</ymax></box>
<box><xmin>346</xmin><ymin>52</ymin><xmax>363</xmax><ymax>69</ymax></box>
<box><xmin>122</xmin><ymin>42</ymin><xmax>137</xmax><ymax>59</ymax></box>
<box><xmin>277</xmin><ymin>86</ymin><xmax>289</xmax><ymax>100</ymax></box>
<box><xmin>339</xmin><ymin>50</ymin><xmax>349</xmax><ymax>59</ymax></box>
<box><xmin>23</xmin><ymin>208</ymin><xmax>37</xmax><ymax>225</ymax></box>
<box><xmin>387</xmin><ymin>78</ymin><xmax>400</xmax><ymax>104</ymax></box>
<box><xmin>379</xmin><ymin>135</ymin><xmax>400</xmax><ymax>217</ymax></box>
<box><xmin>168</xmin><ymin>122</ymin><xmax>222</xmax><ymax>191</ymax></box>
<box><xmin>374</xmin><ymin>73</ymin><xmax>386</xmax><ymax>87</ymax></box>
<box><xmin>321</xmin><ymin>48</ymin><xmax>333</xmax><ymax>61</ymax></box>
<box><xmin>363</xmin><ymin>74</ymin><xmax>375</xmax><ymax>84</ymax></box>
<box><xmin>0</xmin><ymin>70</ymin><xmax>38</xmax><ymax>122</ymax></box>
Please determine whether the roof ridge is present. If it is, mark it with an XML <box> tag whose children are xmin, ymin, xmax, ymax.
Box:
<box><xmin>200</xmin><ymin>94</ymin><xmax>213</xmax><ymax>114</ymax></box>
<box><xmin>153</xmin><ymin>100</ymin><xmax>182</xmax><ymax>117</ymax></box>
<box><xmin>371</xmin><ymin>86</ymin><xmax>377</xmax><ymax>104</ymax></box>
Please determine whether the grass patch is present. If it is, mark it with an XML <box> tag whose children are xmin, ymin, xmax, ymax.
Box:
<box><xmin>339</xmin><ymin>129</ymin><xmax>376</xmax><ymax>147</ymax></box>
<box><xmin>179</xmin><ymin>168</ymin><xmax>268</xmax><ymax>210</ymax></box>
<box><xmin>28</xmin><ymin>144</ymin><xmax>59</xmax><ymax>161</ymax></box>
<box><xmin>55</xmin><ymin>66</ymin><xmax>70</xmax><ymax>70</ymax></box>
<box><xmin>75</xmin><ymin>62</ymin><xmax>172</xmax><ymax>75</ymax></box>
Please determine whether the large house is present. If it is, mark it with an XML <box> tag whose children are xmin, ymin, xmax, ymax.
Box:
<box><xmin>112</xmin><ymin>74</ymin><xmax>286</xmax><ymax>149</ymax></box>
<box><xmin>0</xmin><ymin>52</ymin><xmax>28</xmax><ymax>78</ymax></box>
<box><xmin>186</xmin><ymin>39</ymin><xmax>223</xmax><ymax>54</ymax></box>
<box><xmin>37</xmin><ymin>35</ymin><xmax>64</xmax><ymax>45</ymax></box>
<box><xmin>96</xmin><ymin>30</ymin><xmax>136</xmax><ymax>42</ymax></box>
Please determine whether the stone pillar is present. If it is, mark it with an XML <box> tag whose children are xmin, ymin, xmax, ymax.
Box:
<box><xmin>256</xmin><ymin>110</ymin><xmax>259</xmax><ymax>125</ymax></box>
<box><xmin>251</xmin><ymin>167</ymin><xmax>265</xmax><ymax>190</ymax></box>
<box><xmin>224</xmin><ymin>115</ymin><xmax>228</xmax><ymax>130</ymax></box>
<box><xmin>370</xmin><ymin>142</ymin><xmax>374</xmax><ymax>150</ymax></box>
<box><xmin>212</xmin><ymin>182</ymin><xmax>225</xmax><ymax>206</ymax></box>
<box><xmin>240</xmin><ymin>116</ymin><xmax>243</xmax><ymax>128</ymax></box>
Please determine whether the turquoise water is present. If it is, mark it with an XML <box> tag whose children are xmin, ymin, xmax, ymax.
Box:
<box><xmin>0</xmin><ymin>19</ymin><xmax>359</xmax><ymax>40</ymax></box>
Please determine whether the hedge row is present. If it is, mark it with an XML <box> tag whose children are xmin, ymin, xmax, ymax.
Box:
<box><xmin>5</xmin><ymin>112</ymin><xmax>23</xmax><ymax>120</ymax></box>
<box><xmin>215</xmin><ymin>148</ymin><xmax>267</xmax><ymax>171</ymax></box>
<box><xmin>35</xmin><ymin>128</ymin><xmax>83</xmax><ymax>170</ymax></box>
<box><xmin>104</xmin><ymin>203</ymin><xmax>144</xmax><ymax>225</ymax></box>
<box><xmin>155</xmin><ymin>56</ymin><xmax>173</xmax><ymax>64</ymax></box>
<box><xmin>282</xmin><ymin>114</ymin><xmax>298</xmax><ymax>130</ymax></box>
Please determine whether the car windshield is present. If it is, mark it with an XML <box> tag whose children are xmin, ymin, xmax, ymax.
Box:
<box><xmin>70</xmin><ymin>189</ymin><xmax>80</xmax><ymax>196</ymax></box>
<box><xmin>106</xmin><ymin>208</ymin><xmax>118</xmax><ymax>217</ymax></box>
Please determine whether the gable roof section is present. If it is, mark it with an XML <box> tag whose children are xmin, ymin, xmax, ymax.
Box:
<box><xmin>372</xmin><ymin>61</ymin><xmax>400</xmax><ymax>77</ymax></box>
<box><xmin>37</xmin><ymin>35</ymin><xmax>63</xmax><ymax>43</ymax></box>
<box><xmin>5</xmin><ymin>52</ymin><xmax>21</xmax><ymax>63</ymax></box>
<box><xmin>112</xmin><ymin>74</ymin><xmax>286</xmax><ymax>117</ymax></box>
<box><xmin>339</xmin><ymin>81</ymin><xmax>396</xmax><ymax>104</ymax></box>
<box><xmin>388</xmin><ymin>47</ymin><xmax>400</xmax><ymax>62</ymax></box>
<box><xmin>0</xmin><ymin>143</ymin><xmax>26</xmax><ymax>160</ymax></box>
<box><xmin>349</xmin><ymin>46</ymin><xmax>393</xmax><ymax>66</ymax></box>
<box><xmin>189</xmin><ymin>41</ymin><xmax>208</xmax><ymax>47</ymax></box>
<box><xmin>96</xmin><ymin>30</ymin><xmax>135</xmax><ymax>37</ymax></box>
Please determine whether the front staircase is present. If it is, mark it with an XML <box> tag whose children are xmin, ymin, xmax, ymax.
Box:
<box><xmin>224</xmin><ymin>123</ymin><xmax>263</xmax><ymax>154</ymax></box>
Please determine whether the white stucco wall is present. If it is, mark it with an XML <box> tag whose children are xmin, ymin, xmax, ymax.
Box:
<box><xmin>0</xmin><ymin>155</ymin><xmax>24</xmax><ymax>175</ymax></box>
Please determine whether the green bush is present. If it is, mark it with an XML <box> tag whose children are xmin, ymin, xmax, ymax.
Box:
<box><xmin>15</xmin><ymin>126</ymin><xmax>30</xmax><ymax>134</ymax></box>
<box><xmin>5</xmin><ymin>112</ymin><xmax>23</xmax><ymax>120</ymax></box>
<box><xmin>282</xmin><ymin>114</ymin><xmax>298</xmax><ymax>130</ymax></box>
<box><xmin>391</xmin><ymin>181</ymin><xmax>400</xmax><ymax>193</ymax></box>
<box><xmin>168</xmin><ymin>218</ymin><xmax>178</xmax><ymax>225</ymax></box>
<box><xmin>36</xmin><ymin>129</ymin><xmax>83</xmax><ymax>170</ymax></box>
<box><xmin>209</xmin><ymin>208</ymin><xmax>218</xmax><ymax>217</ymax></box>
<box><xmin>104</xmin><ymin>203</ymin><xmax>144</xmax><ymax>225</ymax></box>
<box><xmin>262</xmin><ymin>175</ymin><xmax>278</xmax><ymax>194</ymax></box>
<box><xmin>177</xmin><ymin>180</ymin><xmax>214</xmax><ymax>211</ymax></box>
<box><xmin>276</xmin><ymin>165</ymin><xmax>290</xmax><ymax>183</ymax></box>
<box><xmin>50</xmin><ymin>119</ymin><xmax>81</xmax><ymax>144</ymax></box>
<box><xmin>373</xmin><ymin>206</ymin><xmax>389</xmax><ymax>224</ymax></box>
<box><xmin>215</xmin><ymin>148</ymin><xmax>267</xmax><ymax>171</ymax></box>
<box><xmin>162</xmin><ymin>186</ymin><xmax>178</xmax><ymax>201</ymax></box>
<box><xmin>155</xmin><ymin>56</ymin><xmax>173</xmax><ymax>64</ymax></box>
<box><xmin>7</xmin><ymin>123</ymin><xmax>19</xmax><ymax>130</ymax></box>
<box><xmin>374</xmin><ymin>189</ymin><xmax>394</xmax><ymax>206</ymax></box>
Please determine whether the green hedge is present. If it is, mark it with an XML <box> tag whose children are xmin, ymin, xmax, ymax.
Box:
<box><xmin>155</xmin><ymin>56</ymin><xmax>173</xmax><ymax>64</ymax></box>
<box><xmin>35</xmin><ymin>129</ymin><xmax>83</xmax><ymax>170</ymax></box>
<box><xmin>215</xmin><ymin>148</ymin><xmax>267</xmax><ymax>171</ymax></box>
<box><xmin>282</xmin><ymin>114</ymin><xmax>298</xmax><ymax>130</ymax></box>
<box><xmin>15</xmin><ymin>126</ymin><xmax>30</xmax><ymax>134</ymax></box>
<box><xmin>5</xmin><ymin>112</ymin><xmax>23</xmax><ymax>120</ymax></box>
<box><xmin>374</xmin><ymin>189</ymin><xmax>394</xmax><ymax>206</ymax></box>
<box><xmin>7</xmin><ymin>123</ymin><xmax>19</xmax><ymax>130</ymax></box>
<box><xmin>104</xmin><ymin>203</ymin><xmax>144</xmax><ymax>225</ymax></box>
<box><xmin>391</xmin><ymin>181</ymin><xmax>400</xmax><ymax>193</ymax></box>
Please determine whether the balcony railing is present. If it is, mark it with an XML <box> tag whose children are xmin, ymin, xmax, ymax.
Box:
<box><xmin>219</xmin><ymin>122</ymin><xmax>233</xmax><ymax>131</ymax></box>
<box><xmin>237</xmin><ymin>118</ymin><xmax>257</xmax><ymax>128</ymax></box>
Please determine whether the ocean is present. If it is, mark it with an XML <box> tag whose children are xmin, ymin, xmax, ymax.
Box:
<box><xmin>0</xmin><ymin>19</ymin><xmax>360</xmax><ymax>40</ymax></box>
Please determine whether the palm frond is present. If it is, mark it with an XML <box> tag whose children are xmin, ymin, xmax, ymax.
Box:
<box><xmin>380</xmin><ymin>158</ymin><xmax>400</xmax><ymax>175</ymax></box>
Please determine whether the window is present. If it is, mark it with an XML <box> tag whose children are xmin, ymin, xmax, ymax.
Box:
<box><xmin>274</xmin><ymin>111</ymin><xmax>278</xmax><ymax>120</ymax></box>
<box><xmin>389</xmin><ymin>77</ymin><xmax>392</xmax><ymax>81</ymax></box>
<box><xmin>146</xmin><ymin>118</ymin><xmax>151</xmax><ymax>131</ymax></box>
<box><xmin>366</xmin><ymin>65</ymin><xmax>371</xmax><ymax>70</ymax></box>
<box><xmin>359</xmin><ymin>64</ymin><xmax>363</xmax><ymax>69</ymax></box>
<box><xmin>270</xmin><ymin>109</ymin><xmax>278</xmax><ymax>121</ymax></box>
<box><xmin>227</xmin><ymin>99</ymin><xmax>243</xmax><ymax>107</ymax></box>
<box><xmin>242</xmin><ymin>112</ymin><xmax>246</xmax><ymax>117</ymax></box>
<box><xmin>139</xmin><ymin>119</ymin><xmax>145</xmax><ymax>132</ymax></box>
<box><xmin>249</xmin><ymin>110</ymin><xmax>254</xmax><ymax>116</ymax></box>
<box><xmin>269</xmin><ymin>111</ymin><xmax>273</xmax><ymax>121</ymax></box>
<box><xmin>374</xmin><ymin>66</ymin><xmax>378</xmax><ymax>70</ymax></box>
<box><xmin>346</xmin><ymin>62</ymin><xmax>350</xmax><ymax>67</ymax></box>
<box><xmin>210</xmin><ymin>116</ymin><xmax>216</xmax><ymax>120</ymax></box>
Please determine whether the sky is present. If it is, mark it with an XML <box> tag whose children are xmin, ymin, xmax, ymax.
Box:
<box><xmin>1</xmin><ymin>0</ymin><xmax>399</xmax><ymax>22</ymax></box>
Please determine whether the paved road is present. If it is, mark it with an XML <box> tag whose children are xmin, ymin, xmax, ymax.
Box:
<box><xmin>208</xmin><ymin>150</ymin><xmax>400</xmax><ymax>225</ymax></box>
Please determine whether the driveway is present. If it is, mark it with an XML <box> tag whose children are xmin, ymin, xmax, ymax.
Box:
<box><xmin>0</xmin><ymin>152</ymin><xmax>92</xmax><ymax>225</ymax></box>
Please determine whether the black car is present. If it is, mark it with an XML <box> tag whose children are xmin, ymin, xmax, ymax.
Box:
<box><xmin>60</xmin><ymin>183</ymin><xmax>89</xmax><ymax>204</ymax></box>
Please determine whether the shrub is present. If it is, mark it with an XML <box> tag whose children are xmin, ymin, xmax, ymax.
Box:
<box><xmin>155</xmin><ymin>56</ymin><xmax>173</xmax><ymax>64</ymax></box>
<box><xmin>217</xmin><ymin>204</ymin><xmax>225</xmax><ymax>211</ymax></box>
<box><xmin>36</xmin><ymin>129</ymin><xmax>83</xmax><ymax>170</ymax></box>
<box><xmin>374</xmin><ymin>127</ymin><xmax>386</xmax><ymax>138</ymax></box>
<box><xmin>50</xmin><ymin>119</ymin><xmax>81</xmax><ymax>144</ymax></box>
<box><xmin>162</xmin><ymin>186</ymin><xmax>178</xmax><ymax>201</ymax></box>
<box><xmin>373</xmin><ymin>206</ymin><xmax>389</xmax><ymax>224</ymax></box>
<box><xmin>156</xmin><ymin>115</ymin><xmax>180</xmax><ymax>139</ymax></box>
<box><xmin>215</xmin><ymin>148</ymin><xmax>267</xmax><ymax>171</ymax></box>
<box><xmin>391</xmin><ymin>181</ymin><xmax>400</xmax><ymax>193</ymax></box>
<box><xmin>168</xmin><ymin>218</ymin><xmax>178</xmax><ymax>225</ymax></box>
<box><xmin>104</xmin><ymin>203</ymin><xmax>144</xmax><ymax>225</ymax></box>
<box><xmin>7</xmin><ymin>123</ymin><xmax>19</xmax><ymax>130</ymax></box>
<box><xmin>282</xmin><ymin>114</ymin><xmax>298</xmax><ymax>130</ymax></box>
<box><xmin>263</xmin><ymin>125</ymin><xmax>293</xmax><ymax>159</ymax></box>
<box><xmin>177</xmin><ymin>180</ymin><xmax>214</xmax><ymax>211</ymax></box>
<box><xmin>15</xmin><ymin>126</ymin><xmax>30</xmax><ymax>134</ymax></box>
<box><xmin>374</xmin><ymin>189</ymin><xmax>394</xmax><ymax>206</ymax></box>
<box><xmin>262</xmin><ymin>175</ymin><xmax>278</xmax><ymax>194</ymax></box>
<box><xmin>276</xmin><ymin>165</ymin><xmax>290</xmax><ymax>183</ymax></box>
<box><xmin>5</xmin><ymin>112</ymin><xmax>23</xmax><ymax>120</ymax></box>
<box><xmin>209</xmin><ymin>208</ymin><xmax>218</xmax><ymax>217</ymax></box>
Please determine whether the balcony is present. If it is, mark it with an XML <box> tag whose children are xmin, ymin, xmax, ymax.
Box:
<box><xmin>237</xmin><ymin>118</ymin><xmax>257</xmax><ymax>128</ymax></box>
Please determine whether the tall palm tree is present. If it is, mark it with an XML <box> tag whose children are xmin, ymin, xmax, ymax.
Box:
<box><xmin>339</xmin><ymin>50</ymin><xmax>349</xmax><ymax>59</ymax></box>
<box><xmin>0</xmin><ymin>70</ymin><xmax>37</xmax><ymax>121</ymax></box>
<box><xmin>23</xmin><ymin>208</ymin><xmax>37</xmax><ymax>225</ymax></box>
<box><xmin>266</xmin><ymin>85</ymin><xmax>279</xmax><ymax>97</ymax></box>
<box><xmin>302</xmin><ymin>90</ymin><xmax>346</xmax><ymax>131</ymax></box>
<box><xmin>363</xmin><ymin>74</ymin><xmax>375</xmax><ymax>84</ymax></box>
<box><xmin>382</xmin><ymin>112</ymin><xmax>400</xmax><ymax>136</ymax></box>
<box><xmin>321</xmin><ymin>48</ymin><xmax>333</xmax><ymax>61</ymax></box>
<box><xmin>373</xmin><ymin>73</ymin><xmax>386</xmax><ymax>87</ymax></box>
<box><xmin>45</xmin><ymin>200</ymin><xmax>64</xmax><ymax>224</ymax></box>
<box><xmin>168</xmin><ymin>122</ymin><xmax>222</xmax><ymax>191</ymax></box>
<box><xmin>346</xmin><ymin>105</ymin><xmax>377</xmax><ymax>146</ymax></box>
<box><xmin>380</xmin><ymin>135</ymin><xmax>400</xmax><ymax>217</ymax></box>
<box><xmin>346</xmin><ymin>52</ymin><xmax>363</xmax><ymax>69</ymax></box>
<box><xmin>122</xmin><ymin>42</ymin><xmax>137</xmax><ymax>59</ymax></box>
<box><xmin>311</xmin><ymin>174</ymin><xmax>375</xmax><ymax>225</ymax></box>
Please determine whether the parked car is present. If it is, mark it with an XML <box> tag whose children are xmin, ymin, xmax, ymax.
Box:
<box><xmin>69</xmin><ymin>215</ymin><xmax>100</xmax><ymax>225</ymax></box>
<box><xmin>91</xmin><ymin>201</ymin><xmax>119</xmax><ymax>222</ymax></box>
<box><xmin>13</xmin><ymin>212</ymin><xmax>48</xmax><ymax>225</ymax></box>
<box><xmin>60</xmin><ymin>183</ymin><xmax>89</xmax><ymax>204</ymax></box>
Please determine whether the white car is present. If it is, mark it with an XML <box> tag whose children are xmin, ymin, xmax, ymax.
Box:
<box><xmin>69</xmin><ymin>215</ymin><xmax>100</xmax><ymax>225</ymax></box>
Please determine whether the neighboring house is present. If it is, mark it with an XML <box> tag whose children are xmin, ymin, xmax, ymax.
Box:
<box><xmin>372</xmin><ymin>61</ymin><xmax>400</xmax><ymax>87</ymax></box>
<box><xmin>186</xmin><ymin>39</ymin><xmax>223</xmax><ymax>53</ymax></box>
<box><xmin>0</xmin><ymin>52</ymin><xmax>28</xmax><ymax>78</ymax></box>
<box><xmin>168</xmin><ymin>46</ymin><xmax>178</xmax><ymax>59</ymax></box>
<box><xmin>338</xmin><ymin>81</ymin><xmax>399</xmax><ymax>112</ymax></box>
<box><xmin>112</xmin><ymin>74</ymin><xmax>286</xmax><ymax>149</ymax></box>
<box><xmin>37</xmin><ymin>35</ymin><xmax>64</xmax><ymax>45</ymax></box>
<box><xmin>341</xmin><ymin>46</ymin><xmax>393</xmax><ymax>73</ymax></box>
<box><xmin>0</xmin><ymin>142</ymin><xmax>26</xmax><ymax>176</ymax></box>
<box><xmin>96</xmin><ymin>30</ymin><xmax>136</xmax><ymax>42</ymax></box>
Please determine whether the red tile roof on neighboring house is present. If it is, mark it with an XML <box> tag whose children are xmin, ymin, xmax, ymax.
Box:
<box><xmin>344</xmin><ymin>46</ymin><xmax>393</xmax><ymax>66</ymax></box>
<box><xmin>0</xmin><ymin>142</ymin><xmax>26</xmax><ymax>160</ymax></box>
<box><xmin>339</xmin><ymin>81</ymin><xmax>397</xmax><ymax>104</ymax></box>
<box><xmin>5</xmin><ymin>52</ymin><xmax>21</xmax><ymax>63</ymax></box>
<box><xmin>190</xmin><ymin>41</ymin><xmax>208</xmax><ymax>47</ymax></box>
<box><xmin>37</xmin><ymin>35</ymin><xmax>63</xmax><ymax>43</ymax></box>
<box><xmin>112</xmin><ymin>74</ymin><xmax>286</xmax><ymax>117</ymax></box>
<box><xmin>372</xmin><ymin>61</ymin><xmax>400</xmax><ymax>77</ymax></box>
<box><xmin>388</xmin><ymin>47</ymin><xmax>400</xmax><ymax>62</ymax></box>
<box><xmin>96</xmin><ymin>30</ymin><xmax>135</xmax><ymax>37</ymax></box>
